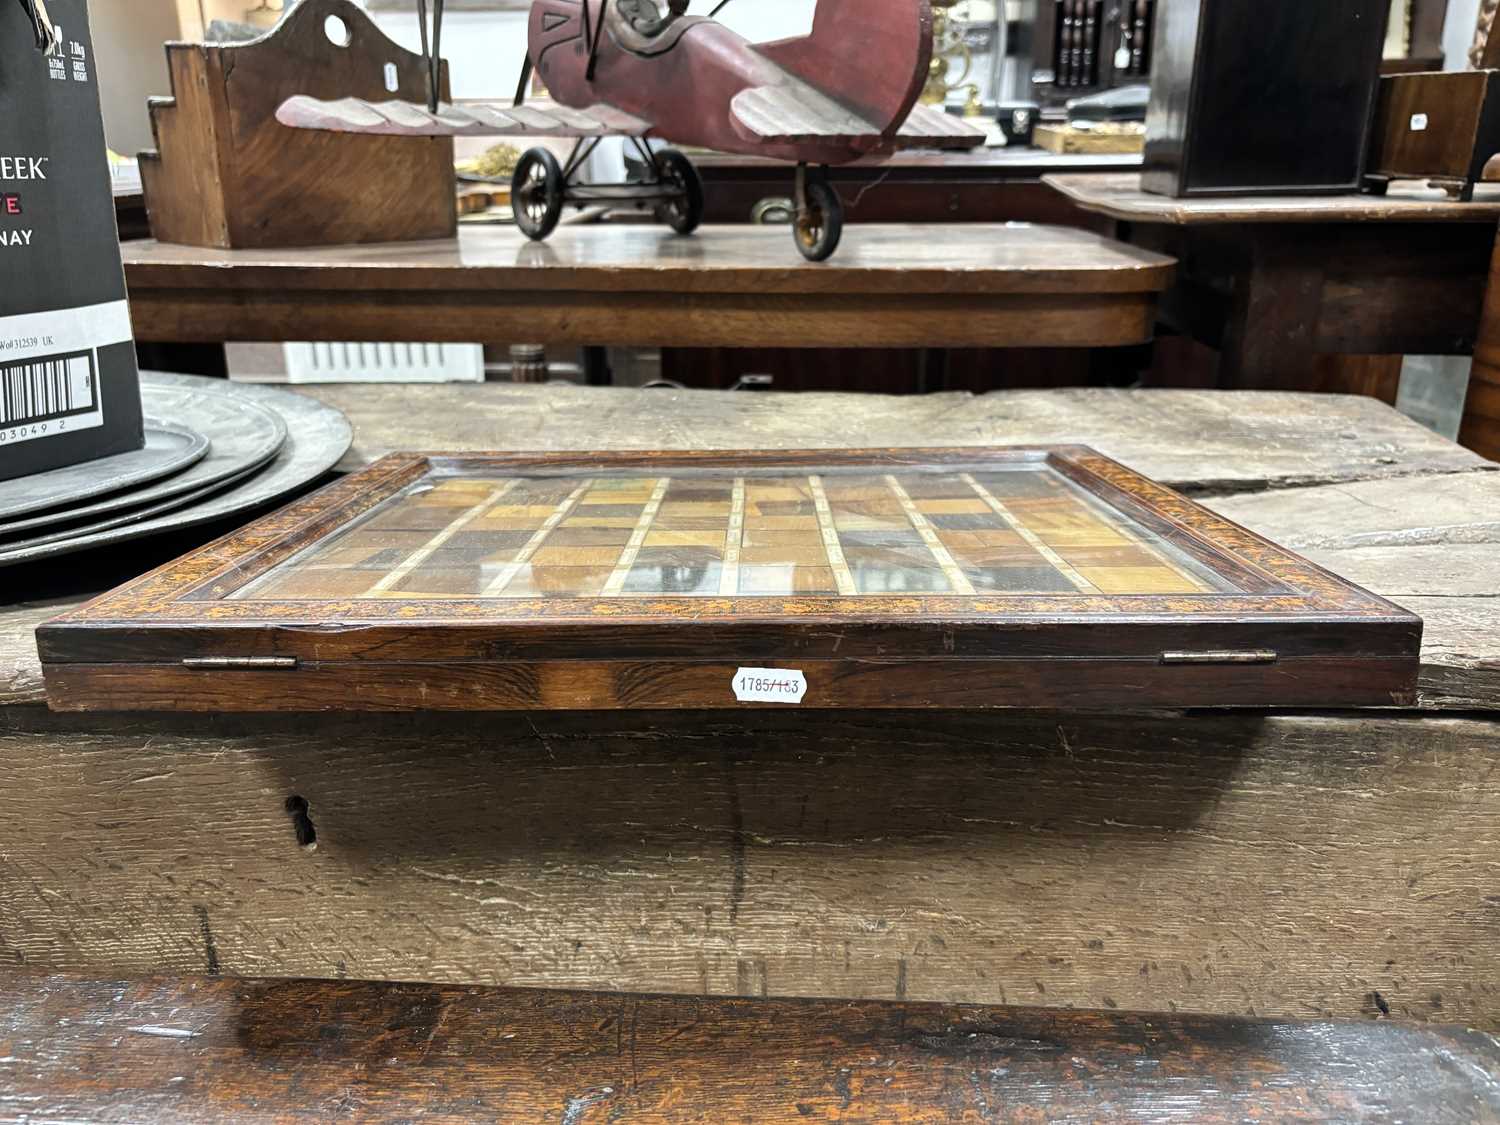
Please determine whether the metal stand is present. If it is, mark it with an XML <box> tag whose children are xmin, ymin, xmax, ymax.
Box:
<box><xmin>414</xmin><ymin>0</ymin><xmax>446</xmax><ymax>112</ymax></box>
<box><xmin>554</xmin><ymin>136</ymin><xmax>684</xmax><ymax>211</ymax></box>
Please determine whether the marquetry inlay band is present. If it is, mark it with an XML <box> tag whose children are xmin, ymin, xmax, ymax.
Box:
<box><xmin>481</xmin><ymin>479</ymin><xmax>593</xmax><ymax>596</ymax></box>
<box><xmin>884</xmin><ymin>474</ymin><xmax>976</xmax><ymax>595</ymax></box>
<box><xmin>603</xmin><ymin>477</ymin><xmax>672</xmax><ymax>596</ymax></box>
<box><xmin>364</xmin><ymin>479</ymin><xmax>518</xmax><ymax>597</ymax></box>
<box><xmin>807</xmin><ymin>474</ymin><xmax>859</xmax><ymax>596</ymax></box>
<box><xmin>719</xmin><ymin>477</ymin><xmax>747</xmax><ymax>596</ymax></box>
<box><xmin>961</xmin><ymin>472</ymin><xmax>1102</xmax><ymax>594</ymax></box>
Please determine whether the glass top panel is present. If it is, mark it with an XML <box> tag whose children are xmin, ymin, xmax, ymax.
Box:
<box><xmin>232</xmin><ymin>463</ymin><xmax>1237</xmax><ymax>601</ymax></box>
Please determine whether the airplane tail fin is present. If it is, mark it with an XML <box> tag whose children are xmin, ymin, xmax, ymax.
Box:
<box><xmin>751</xmin><ymin>0</ymin><xmax>932</xmax><ymax>136</ymax></box>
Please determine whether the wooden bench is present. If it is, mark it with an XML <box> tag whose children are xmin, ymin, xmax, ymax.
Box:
<box><xmin>2</xmin><ymin>384</ymin><xmax>1498</xmax><ymax>1027</ymax></box>
<box><xmin>3</xmin><ymin>972</ymin><xmax>1496</xmax><ymax>1120</ymax></box>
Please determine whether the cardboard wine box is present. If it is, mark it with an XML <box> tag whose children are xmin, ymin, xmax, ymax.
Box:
<box><xmin>0</xmin><ymin>0</ymin><xmax>142</xmax><ymax>483</ymax></box>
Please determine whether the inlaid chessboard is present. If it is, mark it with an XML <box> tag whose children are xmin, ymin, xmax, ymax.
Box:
<box><xmin>41</xmin><ymin>448</ymin><xmax>1423</xmax><ymax>712</ymax></box>
<box><xmin>238</xmin><ymin>465</ymin><xmax>1226</xmax><ymax>601</ymax></box>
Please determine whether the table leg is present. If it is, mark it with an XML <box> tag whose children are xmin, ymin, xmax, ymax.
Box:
<box><xmin>1459</xmin><ymin>229</ymin><xmax>1500</xmax><ymax>460</ymax></box>
<box><xmin>1218</xmin><ymin>231</ymin><xmax>1326</xmax><ymax>390</ymax></box>
<box><xmin>583</xmin><ymin>346</ymin><xmax>614</xmax><ymax>386</ymax></box>
<box><xmin>1133</xmin><ymin>225</ymin><xmax>1410</xmax><ymax>400</ymax></box>
<box><xmin>508</xmin><ymin>344</ymin><xmax>548</xmax><ymax>383</ymax></box>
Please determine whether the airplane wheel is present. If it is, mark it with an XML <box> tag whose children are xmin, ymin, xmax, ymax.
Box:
<box><xmin>512</xmin><ymin>147</ymin><xmax>564</xmax><ymax>241</ymax></box>
<box><xmin>655</xmin><ymin>149</ymin><xmax>704</xmax><ymax>235</ymax></box>
<box><xmin>794</xmin><ymin>179</ymin><xmax>843</xmax><ymax>262</ymax></box>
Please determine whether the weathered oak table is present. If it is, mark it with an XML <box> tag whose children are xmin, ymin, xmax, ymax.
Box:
<box><xmin>1045</xmin><ymin>171</ymin><xmax>1500</xmax><ymax>397</ymax></box>
<box><xmin>3</xmin><ymin>384</ymin><xmax>1499</xmax><ymax>1030</ymax></box>
<box><xmin>4</xmin><ymin>972</ymin><xmax>1497</xmax><ymax>1121</ymax></box>
<box><xmin>118</xmin><ymin>223</ymin><xmax>1174</xmax><ymax>350</ymax></box>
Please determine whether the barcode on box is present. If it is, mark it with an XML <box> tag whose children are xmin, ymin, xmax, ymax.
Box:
<box><xmin>0</xmin><ymin>350</ymin><xmax>104</xmax><ymax>448</ymax></box>
<box><xmin>1</xmin><ymin>352</ymin><xmax>95</xmax><ymax>425</ymax></box>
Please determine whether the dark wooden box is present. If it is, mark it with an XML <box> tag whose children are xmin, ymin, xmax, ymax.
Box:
<box><xmin>1364</xmin><ymin>70</ymin><xmax>1500</xmax><ymax>201</ymax></box>
<box><xmin>1142</xmin><ymin>0</ymin><xmax>1389</xmax><ymax>197</ymax></box>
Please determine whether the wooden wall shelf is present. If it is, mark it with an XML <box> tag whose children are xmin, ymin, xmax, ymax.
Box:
<box><xmin>140</xmin><ymin>0</ymin><xmax>455</xmax><ymax>249</ymax></box>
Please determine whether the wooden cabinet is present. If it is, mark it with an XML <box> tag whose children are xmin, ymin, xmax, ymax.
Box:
<box><xmin>1142</xmin><ymin>0</ymin><xmax>1389</xmax><ymax>196</ymax></box>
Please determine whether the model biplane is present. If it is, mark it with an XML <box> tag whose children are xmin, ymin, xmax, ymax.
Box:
<box><xmin>276</xmin><ymin>0</ymin><xmax>984</xmax><ymax>260</ymax></box>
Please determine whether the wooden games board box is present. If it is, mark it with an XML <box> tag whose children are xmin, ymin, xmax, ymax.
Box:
<box><xmin>38</xmin><ymin>447</ymin><xmax>1422</xmax><ymax>711</ymax></box>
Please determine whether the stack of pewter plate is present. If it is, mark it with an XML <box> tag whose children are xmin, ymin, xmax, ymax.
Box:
<box><xmin>0</xmin><ymin>372</ymin><xmax>351</xmax><ymax>567</ymax></box>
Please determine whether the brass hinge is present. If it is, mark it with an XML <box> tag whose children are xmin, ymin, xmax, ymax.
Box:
<box><xmin>181</xmin><ymin>656</ymin><xmax>299</xmax><ymax>671</ymax></box>
<box><xmin>1160</xmin><ymin>650</ymin><xmax>1278</xmax><ymax>665</ymax></box>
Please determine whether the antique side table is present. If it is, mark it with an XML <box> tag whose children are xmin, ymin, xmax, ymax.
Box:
<box><xmin>1045</xmin><ymin>171</ymin><xmax>1500</xmax><ymax>398</ymax></box>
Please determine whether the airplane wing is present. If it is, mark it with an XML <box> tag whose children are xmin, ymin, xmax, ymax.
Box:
<box><xmin>731</xmin><ymin>80</ymin><xmax>986</xmax><ymax>150</ymax></box>
<box><xmin>895</xmin><ymin>103</ymin><xmax>988</xmax><ymax>150</ymax></box>
<box><xmin>730</xmin><ymin>81</ymin><xmax>885</xmax><ymax>145</ymax></box>
<box><xmin>275</xmin><ymin>96</ymin><xmax>652</xmax><ymax>138</ymax></box>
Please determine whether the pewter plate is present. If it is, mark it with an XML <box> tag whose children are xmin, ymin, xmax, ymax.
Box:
<box><xmin>0</xmin><ymin>420</ymin><xmax>210</xmax><ymax>521</ymax></box>
<box><xmin>0</xmin><ymin>383</ymin><xmax>287</xmax><ymax>538</ymax></box>
<box><xmin>0</xmin><ymin>372</ymin><xmax>352</xmax><ymax>567</ymax></box>
<box><xmin>0</xmin><ymin>459</ymin><xmax>268</xmax><ymax>552</ymax></box>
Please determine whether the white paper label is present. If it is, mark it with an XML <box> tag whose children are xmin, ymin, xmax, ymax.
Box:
<box><xmin>1410</xmin><ymin>113</ymin><xmax>1429</xmax><ymax>132</ymax></box>
<box><xmin>733</xmin><ymin>668</ymin><xmax>807</xmax><ymax>704</ymax></box>
<box><xmin>384</xmin><ymin>62</ymin><xmax>400</xmax><ymax>93</ymax></box>
<box><xmin>0</xmin><ymin>300</ymin><xmax>132</xmax><ymax>365</ymax></box>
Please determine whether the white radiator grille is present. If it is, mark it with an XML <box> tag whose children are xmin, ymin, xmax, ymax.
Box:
<box><xmin>282</xmin><ymin>342</ymin><xmax>484</xmax><ymax>384</ymax></box>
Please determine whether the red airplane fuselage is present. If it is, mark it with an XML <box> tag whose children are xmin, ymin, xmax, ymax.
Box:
<box><xmin>528</xmin><ymin>0</ymin><xmax>932</xmax><ymax>165</ymax></box>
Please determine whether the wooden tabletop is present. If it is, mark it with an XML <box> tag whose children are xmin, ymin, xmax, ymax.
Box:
<box><xmin>6</xmin><ymin>972</ymin><xmax>1498</xmax><ymax>1122</ymax></box>
<box><xmin>1045</xmin><ymin>171</ymin><xmax>1500</xmax><ymax>224</ymax></box>
<box><xmin>6</xmin><ymin>385</ymin><xmax>1500</xmax><ymax>1029</ymax></box>
<box><xmin>120</xmin><ymin>224</ymin><xmax>1174</xmax><ymax>348</ymax></box>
